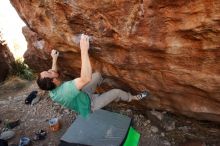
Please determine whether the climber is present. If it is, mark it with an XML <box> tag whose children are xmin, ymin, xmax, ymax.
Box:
<box><xmin>36</xmin><ymin>34</ymin><xmax>149</xmax><ymax>118</ymax></box>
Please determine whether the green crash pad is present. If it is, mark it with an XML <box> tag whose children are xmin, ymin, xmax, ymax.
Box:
<box><xmin>123</xmin><ymin>127</ymin><xmax>140</xmax><ymax>146</ymax></box>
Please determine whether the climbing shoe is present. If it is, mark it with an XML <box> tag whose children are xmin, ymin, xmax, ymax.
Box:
<box><xmin>4</xmin><ymin>119</ymin><xmax>20</xmax><ymax>129</ymax></box>
<box><xmin>33</xmin><ymin>130</ymin><xmax>47</xmax><ymax>141</ymax></box>
<box><xmin>0</xmin><ymin>130</ymin><xmax>15</xmax><ymax>140</ymax></box>
<box><xmin>0</xmin><ymin>139</ymin><xmax>8</xmax><ymax>146</ymax></box>
<box><xmin>18</xmin><ymin>137</ymin><xmax>30</xmax><ymax>146</ymax></box>
<box><xmin>136</xmin><ymin>91</ymin><xmax>149</xmax><ymax>100</ymax></box>
<box><xmin>25</xmin><ymin>91</ymin><xmax>38</xmax><ymax>104</ymax></box>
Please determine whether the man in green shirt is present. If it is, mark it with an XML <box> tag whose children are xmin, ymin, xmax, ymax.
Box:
<box><xmin>37</xmin><ymin>34</ymin><xmax>148</xmax><ymax>117</ymax></box>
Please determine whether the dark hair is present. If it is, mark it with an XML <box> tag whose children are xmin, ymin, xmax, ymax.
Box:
<box><xmin>37</xmin><ymin>74</ymin><xmax>56</xmax><ymax>91</ymax></box>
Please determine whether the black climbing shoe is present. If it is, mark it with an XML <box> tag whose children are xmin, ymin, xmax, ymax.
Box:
<box><xmin>5</xmin><ymin>120</ymin><xmax>20</xmax><ymax>129</ymax></box>
<box><xmin>25</xmin><ymin>91</ymin><xmax>38</xmax><ymax>104</ymax></box>
<box><xmin>33</xmin><ymin>130</ymin><xmax>46</xmax><ymax>141</ymax></box>
<box><xmin>0</xmin><ymin>139</ymin><xmax>8</xmax><ymax>146</ymax></box>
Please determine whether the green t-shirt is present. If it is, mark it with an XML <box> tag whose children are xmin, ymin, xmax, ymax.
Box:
<box><xmin>49</xmin><ymin>80</ymin><xmax>91</xmax><ymax>118</ymax></box>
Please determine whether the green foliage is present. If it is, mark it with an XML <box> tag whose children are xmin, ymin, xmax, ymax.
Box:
<box><xmin>10</xmin><ymin>59</ymin><xmax>35</xmax><ymax>80</ymax></box>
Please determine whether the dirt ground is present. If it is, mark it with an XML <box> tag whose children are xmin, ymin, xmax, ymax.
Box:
<box><xmin>0</xmin><ymin>77</ymin><xmax>220</xmax><ymax>146</ymax></box>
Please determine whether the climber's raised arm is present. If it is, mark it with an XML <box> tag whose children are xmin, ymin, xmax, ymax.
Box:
<box><xmin>74</xmin><ymin>34</ymin><xmax>92</xmax><ymax>90</ymax></box>
<box><xmin>51</xmin><ymin>49</ymin><xmax>59</xmax><ymax>72</ymax></box>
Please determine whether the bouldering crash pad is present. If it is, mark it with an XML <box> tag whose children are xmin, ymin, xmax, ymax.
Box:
<box><xmin>59</xmin><ymin>109</ymin><xmax>131</xmax><ymax>146</ymax></box>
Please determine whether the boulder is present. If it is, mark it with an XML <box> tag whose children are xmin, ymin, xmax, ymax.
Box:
<box><xmin>0</xmin><ymin>35</ymin><xmax>14</xmax><ymax>82</ymax></box>
<box><xmin>10</xmin><ymin>0</ymin><xmax>220</xmax><ymax>122</ymax></box>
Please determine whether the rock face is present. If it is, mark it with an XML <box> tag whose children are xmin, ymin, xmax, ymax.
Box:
<box><xmin>10</xmin><ymin>0</ymin><xmax>220</xmax><ymax>122</ymax></box>
<box><xmin>0</xmin><ymin>34</ymin><xmax>15</xmax><ymax>82</ymax></box>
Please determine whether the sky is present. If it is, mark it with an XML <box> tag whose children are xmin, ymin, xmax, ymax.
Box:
<box><xmin>0</xmin><ymin>0</ymin><xmax>27</xmax><ymax>59</ymax></box>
